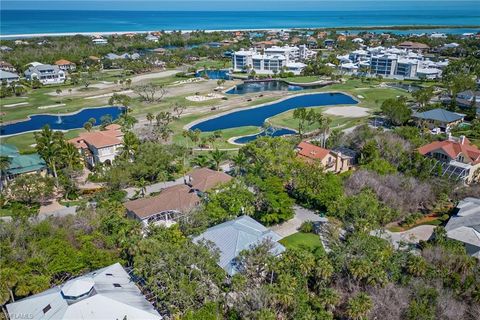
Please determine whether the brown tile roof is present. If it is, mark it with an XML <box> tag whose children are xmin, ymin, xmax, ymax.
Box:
<box><xmin>397</xmin><ymin>41</ymin><xmax>430</xmax><ymax>50</ymax></box>
<box><xmin>297</xmin><ymin>141</ymin><xmax>331</xmax><ymax>161</ymax></box>
<box><xmin>68</xmin><ymin>125</ymin><xmax>123</xmax><ymax>149</ymax></box>
<box><xmin>124</xmin><ymin>184</ymin><xmax>200</xmax><ymax>219</ymax></box>
<box><xmin>55</xmin><ymin>59</ymin><xmax>75</xmax><ymax>66</ymax></box>
<box><xmin>418</xmin><ymin>137</ymin><xmax>480</xmax><ymax>164</ymax></box>
<box><xmin>188</xmin><ymin>168</ymin><xmax>232</xmax><ymax>192</ymax></box>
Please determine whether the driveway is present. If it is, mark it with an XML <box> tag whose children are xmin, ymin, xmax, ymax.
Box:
<box><xmin>371</xmin><ymin>225</ymin><xmax>435</xmax><ymax>249</ymax></box>
<box><xmin>270</xmin><ymin>205</ymin><xmax>327</xmax><ymax>239</ymax></box>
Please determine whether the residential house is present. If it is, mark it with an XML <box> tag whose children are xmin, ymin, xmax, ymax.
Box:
<box><xmin>0</xmin><ymin>144</ymin><xmax>46</xmax><ymax>187</ymax></box>
<box><xmin>68</xmin><ymin>124</ymin><xmax>124</xmax><ymax>167</ymax></box>
<box><xmin>92</xmin><ymin>38</ymin><xmax>108</xmax><ymax>45</ymax></box>
<box><xmin>55</xmin><ymin>59</ymin><xmax>76</xmax><ymax>71</ymax></box>
<box><xmin>412</xmin><ymin>108</ymin><xmax>465</xmax><ymax>133</ymax></box>
<box><xmin>193</xmin><ymin>215</ymin><xmax>286</xmax><ymax>275</ymax></box>
<box><xmin>186</xmin><ymin>167</ymin><xmax>233</xmax><ymax>193</ymax></box>
<box><xmin>324</xmin><ymin>39</ymin><xmax>335</xmax><ymax>48</ymax></box>
<box><xmin>445</xmin><ymin>197</ymin><xmax>480</xmax><ymax>259</ymax></box>
<box><xmin>125</xmin><ymin>167</ymin><xmax>232</xmax><ymax>227</ymax></box>
<box><xmin>0</xmin><ymin>61</ymin><xmax>16</xmax><ymax>72</ymax></box>
<box><xmin>24</xmin><ymin>63</ymin><xmax>66</xmax><ymax>84</ymax></box>
<box><xmin>0</xmin><ymin>70</ymin><xmax>20</xmax><ymax>84</ymax></box>
<box><xmin>296</xmin><ymin>141</ymin><xmax>356</xmax><ymax>173</ymax></box>
<box><xmin>6</xmin><ymin>263</ymin><xmax>162</xmax><ymax>320</ymax></box>
<box><xmin>0</xmin><ymin>46</ymin><xmax>13</xmax><ymax>52</ymax></box>
<box><xmin>397</xmin><ymin>41</ymin><xmax>430</xmax><ymax>52</ymax></box>
<box><xmin>125</xmin><ymin>184</ymin><xmax>200</xmax><ymax>228</ymax></box>
<box><xmin>146</xmin><ymin>34</ymin><xmax>159</xmax><ymax>42</ymax></box>
<box><xmin>418</xmin><ymin>135</ymin><xmax>480</xmax><ymax>183</ymax></box>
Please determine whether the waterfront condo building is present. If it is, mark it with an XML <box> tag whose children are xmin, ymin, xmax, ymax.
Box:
<box><xmin>232</xmin><ymin>45</ymin><xmax>315</xmax><ymax>75</ymax></box>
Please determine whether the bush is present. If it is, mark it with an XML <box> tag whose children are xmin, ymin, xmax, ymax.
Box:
<box><xmin>299</xmin><ymin>221</ymin><xmax>314</xmax><ymax>233</ymax></box>
<box><xmin>401</xmin><ymin>213</ymin><xmax>423</xmax><ymax>227</ymax></box>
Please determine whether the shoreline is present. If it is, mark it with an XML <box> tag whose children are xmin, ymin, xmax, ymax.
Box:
<box><xmin>1</xmin><ymin>25</ymin><xmax>479</xmax><ymax>39</ymax></box>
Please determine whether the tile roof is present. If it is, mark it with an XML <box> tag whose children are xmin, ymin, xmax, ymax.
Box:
<box><xmin>188</xmin><ymin>168</ymin><xmax>232</xmax><ymax>192</ymax></box>
<box><xmin>418</xmin><ymin>136</ymin><xmax>480</xmax><ymax>164</ymax></box>
<box><xmin>54</xmin><ymin>59</ymin><xmax>75</xmax><ymax>65</ymax></box>
<box><xmin>124</xmin><ymin>184</ymin><xmax>200</xmax><ymax>219</ymax></box>
<box><xmin>68</xmin><ymin>126</ymin><xmax>123</xmax><ymax>149</ymax></box>
<box><xmin>397</xmin><ymin>41</ymin><xmax>430</xmax><ymax>49</ymax></box>
<box><xmin>6</xmin><ymin>263</ymin><xmax>162</xmax><ymax>320</ymax></box>
<box><xmin>297</xmin><ymin>141</ymin><xmax>331</xmax><ymax>161</ymax></box>
<box><xmin>412</xmin><ymin>108</ymin><xmax>465</xmax><ymax>123</ymax></box>
<box><xmin>193</xmin><ymin>216</ymin><xmax>285</xmax><ymax>275</ymax></box>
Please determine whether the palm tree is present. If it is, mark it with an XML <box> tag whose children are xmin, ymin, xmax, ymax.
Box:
<box><xmin>0</xmin><ymin>156</ymin><xmax>12</xmax><ymax>190</ymax></box>
<box><xmin>146</xmin><ymin>112</ymin><xmax>154</xmax><ymax>127</ymax></box>
<box><xmin>61</xmin><ymin>141</ymin><xmax>83</xmax><ymax>170</ymax></box>
<box><xmin>318</xmin><ymin>288</ymin><xmax>340</xmax><ymax>312</ymax></box>
<box><xmin>136</xmin><ymin>178</ymin><xmax>147</xmax><ymax>198</ymax></box>
<box><xmin>192</xmin><ymin>154</ymin><xmax>211</xmax><ymax>168</ymax></box>
<box><xmin>35</xmin><ymin>125</ymin><xmax>63</xmax><ymax>185</ymax></box>
<box><xmin>345</xmin><ymin>293</ymin><xmax>372</xmax><ymax>320</ymax></box>
<box><xmin>210</xmin><ymin>149</ymin><xmax>227</xmax><ymax>171</ymax></box>
<box><xmin>83</xmin><ymin>121</ymin><xmax>93</xmax><ymax>132</ymax></box>
<box><xmin>120</xmin><ymin>131</ymin><xmax>139</xmax><ymax>161</ymax></box>
<box><xmin>232</xmin><ymin>152</ymin><xmax>247</xmax><ymax>176</ymax></box>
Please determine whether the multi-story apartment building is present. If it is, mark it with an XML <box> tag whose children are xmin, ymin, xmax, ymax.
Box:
<box><xmin>232</xmin><ymin>45</ymin><xmax>314</xmax><ymax>75</ymax></box>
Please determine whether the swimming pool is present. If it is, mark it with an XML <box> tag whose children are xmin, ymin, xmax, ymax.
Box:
<box><xmin>195</xmin><ymin>69</ymin><xmax>231</xmax><ymax>80</ymax></box>
<box><xmin>190</xmin><ymin>92</ymin><xmax>358</xmax><ymax>132</ymax></box>
<box><xmin>0</xmin><ymin>106</ymin><xmax>125</xmax><ymax>136</ymax></box>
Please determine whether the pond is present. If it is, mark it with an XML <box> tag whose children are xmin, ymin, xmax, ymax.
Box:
<box><xmin>0</xmin><ymin>106</ymin><xmax>125</xmax><ymax>136</ymax></box>
<box><xmin>190</xmin><ymin>92</ymin><xmax>358</xmax><ymax>132</ymax></box>
<box><xmin>226</xmin><ymin>80</ymin><xmax>305</xmax><ymax>94</ymax></box>
<box><xmin>195</xmin><ymin>69</ymin><xmax>232</xmax><ymax>80</ymax></box>
<box><xmin>233</xmin><ymin>127</ymin><xmax>296</xmax><ymax>144</ymax></box>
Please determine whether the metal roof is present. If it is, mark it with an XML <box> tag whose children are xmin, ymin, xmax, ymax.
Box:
<box><xmin>413</xmin><ymin>108</ymin><xmax>465</xmax><ymax>123</ymax></box>
<box><xmin>445</xmin><ymin>198</ymin><xmax>480</xmax><ymax>250</ymax></box>
<box><xmin>6</xmin><ymin>263</ymin><xmax>162</xmax><ymax>320</ymax></box>
<box><xmin>193</xmin><ymin>216</ymin><xmax>285</xmax><ymax>276</ymax></box>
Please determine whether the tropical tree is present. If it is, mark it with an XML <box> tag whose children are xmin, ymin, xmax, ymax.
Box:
<box><xmin>109</xmin><ymin>93</ymin><xmax>132</xmax><ymax>112</ymax></box>
<box><xmin>146</xmin><ymin>112</ymin><xmax>154</xmax><ymax>127</ymax></box>
<box><xmin>345</xmin><ymin>292</ymin><xmax>373</xmax><ymax>320</ymax></box>
<box><xmin>83</xmin><ymin>121</ymin><xmax>93</xmax><ymax>132</ymax></box>
<box><xmin>381</xmin><ymin>97</ymin><xmax>411</xmax><ymax>126</ymax></box>
<box><xmin>412</xmin><ymin>86</ymin><xmax>435</xmax><ymax>109</ymax></box>
<box><xmin>60</xmin><ymin>141</ymin><xmax>83</xmax><ymax>170</ymax></box>
<box><xmin>34</xmin><ymin>125</ymin><xmax>64</xmax><ymax>184</ymax></box>
<box><xmin>209</xmin><ymin>149</ymin><xmax>227</xmax><ymax>171</ymax></box>
<box><xmin>120</xmin><ymin>131</ymin><xmax>140</xmax><ymax>161</ymax></box>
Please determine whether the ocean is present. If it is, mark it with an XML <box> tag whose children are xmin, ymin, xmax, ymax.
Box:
<box><xmin>1</xmin><ymin>3</ymin><xmax>480</xmax><ymax>36</ymax></box>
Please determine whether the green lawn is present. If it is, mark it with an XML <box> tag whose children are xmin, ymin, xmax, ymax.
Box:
<box><xmin>280</xmin><ymin>232</ymin><xmax>325</xmax><ymax>253</ymax></box>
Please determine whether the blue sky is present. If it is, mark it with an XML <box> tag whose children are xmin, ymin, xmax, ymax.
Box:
<box><xmin>1</xmin><ymin>1</ymin><xmax>466</xmax><ymax>11</ymax></box>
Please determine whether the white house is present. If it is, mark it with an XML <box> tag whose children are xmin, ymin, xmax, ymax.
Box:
<box><xmin>24</xmin><ymin>63</ymin><xmax>66</xmax><ymax>84</ymax></box>
<box><xmin>0</xmin><ymin>70</ymin><xmax>20</xmax><ymax>84</ymax></box>
<box><xmin>92</xmin><ymin>38</ymin><xmax>108</xmax><ymax>45</ymax></box>
<box><xmin>68</xmin><ymin>124</ymin><xmax>124</xmax><ymax>167</ymax></box>
<box><xmin>6</xmin><ymin>263</ymin><xmax>162</xmax><ymax>320</ymax></box>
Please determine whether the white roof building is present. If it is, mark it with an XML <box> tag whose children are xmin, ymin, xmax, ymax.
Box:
<box><xmin>193</xmin><ymin>216</ymin><xmax>285</xmax><ymax>276</ymax></box>
<box><xmin>445</xmin><ymin>198</ymin><xmax>480</xmax><ymax>259</ymax></box>
<box><xmin>6</xmin><ymin>263</ymin><xmax>162</xmax><ymax>320</ymax></box>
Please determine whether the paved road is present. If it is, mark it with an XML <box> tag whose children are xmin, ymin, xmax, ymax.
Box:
<box><xmin>271</xmin><ymin>205</ymin><xmax>327</xmax><ymax>239</ymax></box>
<box><xmin>371</xmin><ymin>225</ymin><xmax>435</xmax><ymax>249</ymax></box>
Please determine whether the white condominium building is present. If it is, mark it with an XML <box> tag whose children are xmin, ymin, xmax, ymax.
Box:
<box><xmin>232</xmin><ymin>45</ymin><xmax>314</xmax><ymax>75</ymax></box>
<box><xmin>338</xmin><ymin>46</ymin><xmax>448</xmax><ymax>79</ymax></box>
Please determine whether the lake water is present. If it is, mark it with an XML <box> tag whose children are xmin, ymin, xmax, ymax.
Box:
<box><xmin>190</xmin><ymin>92</ymin><xmax>357</xmax><ymax>132</ymax></box>
<box><xmin>226</xmin><ymin>81</ymin><xmax>305</xmax><ymax>94</ymax></box>
<box><xmin>0</xmin><ymin>106</ymin><xmax>125</xmax><ymax>136</ymax></box>
<box><xmin>233</xmin><ymin>127</ymin><xmax>296</xmax><ymax>144</ymax></box>
<box><xmin>195</xmin><ymin>69</ymin><xmax>232</xmax><ymax>80</ymax></box>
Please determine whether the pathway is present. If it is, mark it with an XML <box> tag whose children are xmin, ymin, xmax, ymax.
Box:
<box><xmin>270</xmin><ymin>205</ymin><xmax>327</xmax><ymax>239</ymax></box>
<box><xmin>371</xmin><ymin>225</ymin><xmax>435</xmax><ymax>250</ymax></box>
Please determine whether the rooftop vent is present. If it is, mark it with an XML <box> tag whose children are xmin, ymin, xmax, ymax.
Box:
<box><xmin>61</xmin><ymin>278</ymin><xmax>95</xmax><ymax>299</ymax></box>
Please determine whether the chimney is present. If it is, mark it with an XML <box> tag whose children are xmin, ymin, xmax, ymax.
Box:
<box><xmin>460</xmin><ymin>135</ymin><xmax>466</xmax><ymax>145</ymax></box>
